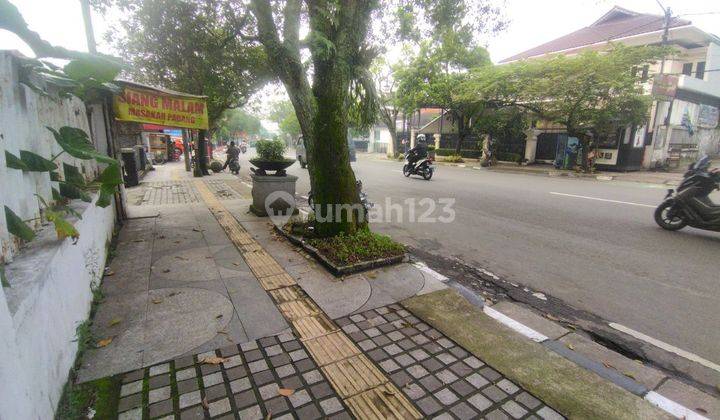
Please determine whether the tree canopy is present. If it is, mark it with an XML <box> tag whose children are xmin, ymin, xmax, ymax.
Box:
<box><xmin>214</xmin><ymin>108</ymin><xmax>263</xmax><ymax>141</ymax></box>
<box><xmin>457</xmin><ymin>45</ymin><xmax>668</xmax><ymax>168</ymax></box>
<box><xmin>101</xmin><ymin>0</ymin><xmax>270</xmax><ymax>127</ymax></box>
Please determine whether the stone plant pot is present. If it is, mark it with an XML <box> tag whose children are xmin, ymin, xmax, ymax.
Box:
<box><xmin>249</xmin><ymin>173</ymin><xmax>299</xmax><ymax>217</ymax></box>
<box><xmin>249</xmin><ymin>159</ymin><xmax>295</xmax><ymax>176</ymax></box>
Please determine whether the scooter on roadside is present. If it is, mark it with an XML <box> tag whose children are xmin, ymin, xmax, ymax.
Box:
<box><xmin>654</xmin><ymin>155</ymin><xmax>720</xmax><ymax>232</ymax></box>
<box><xmin>403</xmin><ymin>154</ymin><xmax>434</xmax><ymax>180</ymax></box>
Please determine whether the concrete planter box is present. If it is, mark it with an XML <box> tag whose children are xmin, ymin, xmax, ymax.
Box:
<box><xmin>249</xmin><ymin>174</ymin><xmax>299</xmax><ymax>217</ymax></box>
<box><xmin>275</xmin><ymin>226</ymin><xmax>407</xmax><ymax>277</ymax></box>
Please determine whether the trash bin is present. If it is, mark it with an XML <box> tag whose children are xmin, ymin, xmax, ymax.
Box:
<box><xmin>121</xmin><ymin>148</ymin><xmax>139</xmax><ymax>187</ymax></box>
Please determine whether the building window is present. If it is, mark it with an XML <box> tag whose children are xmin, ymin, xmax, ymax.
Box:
<box><xmin>682</xmin><ymin>62</ymin><xmax>693</xmax><ymax>76</ymax></box>
<box><xmin>695</xmin><ymin>62</ymin><xmax>706</xmax><ymax>80</ymax></box>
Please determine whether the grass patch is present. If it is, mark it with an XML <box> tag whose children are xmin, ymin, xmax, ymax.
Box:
<box><xmin>55</xmin><ymin>224</ymin><xmax>123</xmax><ymax>419</ymax></box>
<box><xmin>306</xmin><ymin>228</ymin><xmax>405</xmax><ymax>266</ymax></box>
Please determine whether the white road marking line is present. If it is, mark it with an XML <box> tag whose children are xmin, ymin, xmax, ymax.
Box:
<box><xmin>483</xmin><ymin>306</ymin><xmax>549</xmax><ymax>343</ymax></box>
<box><xmin>549</xmin><ymin>192</ymin><xmax>655</xmax><ymax>208</ymax></box>
<box><xmin>411</xmin><ymin>262</ymin><xmax>449</xmax><ymax>282</ymax></box>
<box><xmin>645</xmin><ymin>391</ymin><xmax>710</xmax><ymax>420</ymax></box>
<box><xmin>241</xmin><ymin>181</ymin><xmax>252</xmax><ymax>188</ymax></box>
<box><xmin>609</xmin><ymin>322</ymin><xmax>720</xmax><ymax>373</ymax></box>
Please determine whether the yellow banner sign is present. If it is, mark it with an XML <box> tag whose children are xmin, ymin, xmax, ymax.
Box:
<box><xmin>113</xmin><ymin>87</ymin><xmax>209</xmax><ymax>129</ymax></box>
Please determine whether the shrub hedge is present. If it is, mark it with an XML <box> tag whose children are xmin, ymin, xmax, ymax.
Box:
<box><xmin>435</xmin><ymin>148</ymin><xmax>481</xmax><ymax>159</ymax></box>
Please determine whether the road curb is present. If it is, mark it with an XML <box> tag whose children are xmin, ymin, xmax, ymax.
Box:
<box><xmin>402</xmin><ymin>287</ymin><xmax>706</xmax><ymax>419</ymax></box>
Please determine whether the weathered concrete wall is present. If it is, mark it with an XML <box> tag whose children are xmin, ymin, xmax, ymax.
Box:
<box><xmin>1</xmin><ymin>198</ymin><xmax>114</xmax><ymax>420</ymax></box>
<box><xmin>0</xmin><ymin>51</ymin><xmax>116</xmax><ymax>419</ymax></box>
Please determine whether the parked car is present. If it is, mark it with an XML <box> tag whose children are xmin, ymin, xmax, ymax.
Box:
<box><xmin>295</xmin><ymin>135</ymin><xmax>356</xmax><ymax>169</ymax></box>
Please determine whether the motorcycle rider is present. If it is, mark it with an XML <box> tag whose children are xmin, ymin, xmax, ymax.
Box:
<box><xmin>406</xmin><ymin>134</ymin><xmax>428</xmax><ymax>170</ymax></box>
<box><xmin>222</xmin><ymin>141</ymin><xmax>240</xmax><ymax>171</ymax></box>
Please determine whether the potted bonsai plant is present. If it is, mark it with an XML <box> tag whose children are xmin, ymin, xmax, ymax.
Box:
<box><xmin>250</xmin><ymin>139</ymin><xmax>295</xmax><ymax>176</ymax></box>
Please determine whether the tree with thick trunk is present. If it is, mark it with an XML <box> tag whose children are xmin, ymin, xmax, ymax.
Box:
<box><xmin>250</xmin><ymin>0</ymin><xmax>376</xmax><ymax>236</ymax></box>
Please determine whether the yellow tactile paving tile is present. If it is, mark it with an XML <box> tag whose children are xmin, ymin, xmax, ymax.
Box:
<box><xmin>269</xmin><ymin>286</ymin><xmax>305</xmax><ymax>303</ymax></box>
<box><xmin>193</xmin><ymin>179</ymin><xmax>420</xmax><ymax>418</ymax></box>
<box><xmin>278</xmin><ymin>298</ymin><xmax>321</xmax><ymax>321</ymax></box>
<box><xmin>292</xmin><ymin>313</ymin><xmax>339</xmax><ymax>341</ymax></box>
<box><xmin>321</xmin><ymin>354</ymin><xmax>388</xmax><ymax>398</ymax></box>
<box><xmin>345</xmin><ymin>383</ymin><xmax>422</xmax><ymax>420</ymax></box>
<box><xmin>303</xmin><ymin>331</ymin><xmax>360</xmax><ymax>366</ymax></box>
<box><xmin>256</xmin><ymin>273</ymin><xmax>296</xmax><ymax>290</ymax></box>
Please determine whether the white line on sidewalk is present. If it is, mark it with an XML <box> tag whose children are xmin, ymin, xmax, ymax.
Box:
<box><xmin>645</xmin><ymin>391</ymin><xmax>710</xmax><ymax>420</ymax></box>
<box><xmin>549</xmin><ymin>192</ymin><xmax>655</xmax><ymax>208</ymax></box>
<box><xmin>241</xmin><ymin>181</ymin><xmax>252</xmax><ymax>188</ymax></box>
<box><xmin>609</xmin><ymin>322</ymin><xmax>720</xmax><ymax>373</ymax></box>
<box><xmin>483</xmin><ymin>306</ymin><xmax>549</xmax><ymax>343</ymax></box>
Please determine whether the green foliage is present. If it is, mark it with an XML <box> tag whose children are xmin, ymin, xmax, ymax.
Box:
<box><xmin>59</xmin><ymin>182</ymin><xmax>92</xmax><ymax>203</ymax></box>
<box><xmin>48</xmin><ymin>126</ymin><xmax>116</xmax><ymax>165</ymax></box>
<box><xmin>63</xmin><ymin>56</ymin><xmax>121</xmax><ymax>82</ymax></box>
<box><xmin>442</xmin><ymin>154</ymin><xmax>464</xmax><ymax>163</ymax></box>
<box><xmin>97</xmin><ymin>164</ymin><xmax>123</xmax><ymax>187</ymax></box>
<box><xmin>496</xmin><ymin>152</ymin><xmax>522</xmax><ymax>163</ymax></box>
<box><xmin>215</xmin><ymin>108</ymin><xmax>263</xmax><ymax>141</ymax></box>
<box><xmin>1</xmin><ymin>266</ymin><xmax>8</xmax><ymax>288</ymax></box>
<box><xmin>435</xmin><ymin>148</ymin><xmax>481</xmax><ymax>159</ymax></box>
<box><xmin>95</xmin><ymin>184</ymin><xmax>116</xmax><ymax>208</ymax></box>
<box><xmin>4</xmin><ymin>205</ymin><xmax>35</xmax><ymax>242</ymax></box>
<box><xmin>268</xmin><ymin>100</ymin><xmax>302</xmax><ymax>139</ymax></box>
<box><xmin>5</xmin><ymin>150</ymin><xmax>28</xmax><ymax>171</ymax></box>
<box><xmin>255</xmin><ymin>140</ymin><xmax>287</xmax><ymax>161</ymax></box>
<box><xmin>209</xmin><ymin>160</ymin><xmax>223</xmax><ymax>173</ymax></box>
<box><xmin>307</xmin><ymin>229</ymin><xmax>405</xmax><ymax>265</ymax></box>
<box><xmin>19</xmin><ymin>150</ymin><xmax>57</xmax><ymax>172</ymax></box>
<box><xmin>105</xmin><ymin>0</ymin><xmax>270</xmax><ymax>125</ymax></box>
<box><xmin>63</xmin><ymin>163</ymin><xmax>86</xmax><ymax>187</ymax></box>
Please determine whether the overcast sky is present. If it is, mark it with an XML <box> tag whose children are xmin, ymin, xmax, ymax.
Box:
<box><xmin>2</xmin><ymin>0</ymin><xmax>718</xmax><ymax>117</ymax></box>
<box><xmin>2</xmin><ymin>0</ymin><xmax>718</xmax><ymax>62</ymax></box>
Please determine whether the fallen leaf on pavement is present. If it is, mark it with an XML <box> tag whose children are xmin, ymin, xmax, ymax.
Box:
<box><xmin>132</xmin><ymin>239</ymin><xmax>145</xmax><ymax>243</ymax></box>
<box><xmin>545</xmin><ymin>313</ymin><xmax>560</xmax><ymax>322</ymax></box>
<box><xmin>109</xmin><ymin>318</ymin><xmax>122</xmax><ymax>327</ymax></box>
<box><xmin>168</xmin><ymin>291</ymin><xmax>181</xmax><ymax>297</ymax></box>
<box><xmin>202</xmin><ymin>356</ymin><xmax>228</xmax><ymax>365</ymax></box>
<box><xmin>174</xmin><ymin>256</ymin><xmax>188</xmax><ymax>260</ymax></box>
<box><xmin>162</xmin><ymin>269</ymin><xmax>171</xmax><ymax>273</ymax></box>
<box><xmin>383</xmin><ymin>389</ymin><xmax>396</xmax><ymax>396</ymax></box>
<box><xmin>103</xmin><ymin>268</ymin><xmax>115</xmax><ymax>277</ymax></box>
<box><xmin>566</xmin><ymin>344</ymin><xmax>575</xmax><ymax>351</ymax></box>
<box><xmin>265</xmin><ymin>411</ymin><xmax>272</xmax><ymax>420</ymax></box>
<box><xmin>366</xmin><ymin>271</ymin><xmax>377</xmax><ymax>279</ymax></box>
<box><xmin>232</xmin><ymin>262</ymin><xmax>240</xmax><ymax>266</ymax></box>
<box><xmin>622</xmin><ymin>371</ymin><xmax>636</xmax><ymax>379</ymax></box>
<box><xmin>192</xmin><ymin>228</ymin><xmax>203</xmax><ymax>232</ymax></box>
<box><xmin>201</xmin><ymin>397</ymin><xmax>209</xmax><ymax>409</ymax></box>
<box><xmin>216</xmin><ymin>314</ymin><xmax>224</xmax><ymax>319</ymax></box>
<box><xmin>696</xmin><ymin>408</ymin><xmax>708</xmax><ymax>415</ymax></box>
<box><xmin>174</xmin><ymin>240</ymin><xmax>181</xmax><ymax>244</ymax></box>
<box><xmin>602</xmin><ymin>361</ymin><xmax>614</xmax><ymax>369</ymax></box>
<box><xmin>277</xmin><ymin>388</ymin><xmax>294</xmax><ymax>397</ymax></box>
<box><xmin>152</xmin><ymin>298</ymin><xmax>163</xmax><ymax>304</ymax></box>
<box><xmin>96</xmin><ymin>338</ymin><xmax>113</xmax><ymax>348</ymax></box>
<box><xmin>634</xmin><ymin>360</ymin><xmax>644</xmax><ymax>365</ymax></box>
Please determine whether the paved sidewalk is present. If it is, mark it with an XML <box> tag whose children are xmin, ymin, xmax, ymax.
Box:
<box><xmin>78</xmin><ymin>162</ymin><xmax>565</xmax><ymax>419</ymax></box>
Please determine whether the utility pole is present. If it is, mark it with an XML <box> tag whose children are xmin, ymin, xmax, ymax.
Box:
<box><xmin>655</xmin><ymin>0</ymin><xmax>672</xmax><ymax>73</ymax></box>
<box><xmin>80</xmin><ymin>0</ymin><xmax>97</xmax><ymax>54</ymax></box>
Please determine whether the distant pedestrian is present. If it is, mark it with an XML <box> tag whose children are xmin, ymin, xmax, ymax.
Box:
<box><xmin>223</xmin><ymin>141</ymin><xmax>240</xmax><ymax>170</ymax></box>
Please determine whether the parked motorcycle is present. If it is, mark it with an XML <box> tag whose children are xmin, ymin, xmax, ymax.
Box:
<box><xmin>654</xmin><ymin>156</ymin><xmax>720</xmax><ymax>232</ymax></box>
<box><xmin>228</xmin><ymin>157</ymin><xmax>240</xmax><ymax>175</ymax></box>
<box><xmin>403</xmin><ymin>155</ymin><xmax>434</xmax><ymax>180</ymax></box>
<box><xmin>307</xmin><ymin>180</ymin><xmax>373</xmax><ymax>219</ymax></box>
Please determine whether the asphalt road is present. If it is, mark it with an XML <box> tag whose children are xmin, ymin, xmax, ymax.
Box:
<box><xmin>235</xmin><ymin>150</ymin><xmax>720</xmax><ymax>369</ymax></box>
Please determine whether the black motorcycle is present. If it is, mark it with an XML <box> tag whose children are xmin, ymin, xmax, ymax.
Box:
<box><xmin>403</xmin><ymin>154</ymin><xmax>434</xmax><ymax>180</ymax></box>
<box><xmin>228</xmin><ymin>157</ymin><xmax>240</xmax><ymax>175</ymax></box>
<box><xmin>654</xmin><ymin>156</ymin><xmax>720</xmax><ymax>232</ymax></box>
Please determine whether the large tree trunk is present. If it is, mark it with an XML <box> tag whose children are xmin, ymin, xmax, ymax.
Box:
<box><xmin>250</xmin><ymin>0</ymin><xmax>371</xmax><ymax>237</ymax></box>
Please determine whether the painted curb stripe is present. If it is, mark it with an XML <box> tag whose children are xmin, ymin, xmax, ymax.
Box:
<box><xmin>411</xmin><ymin>261</ymin><xmax>449</xmax><ymax>282</ymax></box>
<box><xmin>645</xmin><ymin>391</ymin><xmax>710</xmax><ymax>420</ymax></box>
<box><xmin>482</xmin><ymin>306</ymin><xmax>549</xmax><ymax>343</ymax></box>
<box><xmin>609</xmin><ymin>323</ymin><xmax>720</xmax><ymax>373</ymax></box>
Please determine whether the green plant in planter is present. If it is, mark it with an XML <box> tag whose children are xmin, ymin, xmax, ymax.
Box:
<box><xmin>255</xmin><ymin>139</ymin><xmax>287</xmax><ymax>161</ymax></box>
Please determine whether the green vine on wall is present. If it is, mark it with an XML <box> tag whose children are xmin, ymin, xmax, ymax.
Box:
<box><xmin>4</xmin><ymin>126</ymin><xmax>123</xmax><ymax>243</ymax></box>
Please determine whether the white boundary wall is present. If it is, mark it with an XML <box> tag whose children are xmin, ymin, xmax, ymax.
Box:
<box><xmin>0</xmin><ymin>51</ymin><xmax>116</xmax><ymax>419</ymax></box>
